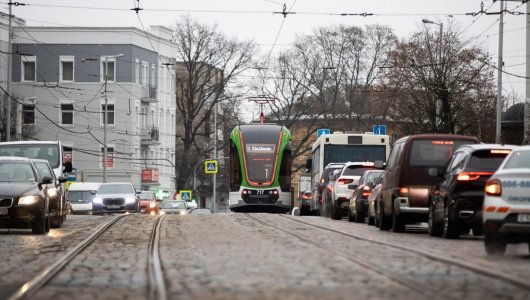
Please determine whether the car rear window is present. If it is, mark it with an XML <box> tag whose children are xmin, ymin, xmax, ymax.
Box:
<box><xmin>503</xmin><ymin>150</ymin><xmax>530</xmax><ymax>169</ymax></box>
<box><xmin>342</xmin><ymin>166</ymin><xmax>375</xmax><ymax>176</ymax></box>
<box><xmin>468</xmin><ymin>149</ymin><xmax>511</xmax><ymax>171</ymax></box>
<box><xmin>409</xmin><ymin>139</ymin><xmax>474</xmax><ymax>167</ymax></box>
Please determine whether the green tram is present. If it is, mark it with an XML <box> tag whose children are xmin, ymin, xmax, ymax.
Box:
<box><xmin>229</xmin><ymin>125</ymin><xmax>293</xmax><ymax>213</ymax></box>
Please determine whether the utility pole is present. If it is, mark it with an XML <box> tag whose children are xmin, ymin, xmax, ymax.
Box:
<box><xmin>6</xmin><ymin>2</ymin><xmax>12</xmax><ymax>141</ymax></box>
<box><xmin>495</xmin><ymin>0</ymin><xmax>505</xmax><ymax>144</ymax></box>
<box><xmin>523</xmin><ymin>2</ymin><xmax>530</xmax><ymax>145</ymax></box>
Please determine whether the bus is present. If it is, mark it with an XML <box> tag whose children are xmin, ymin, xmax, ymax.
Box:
<box><xmin>228</xmin><ymin>124</ymin><xmax>292</xmax><ymax>213</ymax></box>
<box><xmin>0</xmin><ymin>141</ymin><xmax>73</xmax><ymax>226</ymax></box>
<box><xmin>307</xmin><ymin>132</ymin><xmax>390</xmax><ymax>215</ymax></box>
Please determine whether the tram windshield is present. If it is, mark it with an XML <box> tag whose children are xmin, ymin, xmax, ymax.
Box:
<box><xmin>241</xmin><ymin>125</ymin><xmax>282</xmax><ymax>184</ymax></box>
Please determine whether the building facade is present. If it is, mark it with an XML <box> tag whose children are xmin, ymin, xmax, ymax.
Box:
<box><xmin>10</xmin><ymin>26</ymin><xmax>177</xmax><ymax>192</ymax></box>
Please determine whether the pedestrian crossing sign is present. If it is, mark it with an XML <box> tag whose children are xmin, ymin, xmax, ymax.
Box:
<box><xmin>180</xmin><ymin>190</ymin><xmax>192</xmax><ymax>201</ymax></box>
<box><xmin>205</xmin><ymin>160</ymin><xmax>218</xmax><ymax>174</ymax></box>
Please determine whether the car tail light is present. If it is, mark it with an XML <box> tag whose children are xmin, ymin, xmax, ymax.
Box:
<box><xmin>338</xmin><ymin>178</ymin><xmax>353</xmax><ymax>185</ymax></box>
<box><xmin>457</xmin><ymin>171</ymin><xmax>493</xmax><ymax>182</ymax></box>
<box><xmin>485</xmin><ymin>179</ymin><xmax>501</xmax><ymax>196</ymax></box>
<box><xmin>399</xmin><ymin>187</ymin><xmax>409</xmax><ymax>197</ymax></box>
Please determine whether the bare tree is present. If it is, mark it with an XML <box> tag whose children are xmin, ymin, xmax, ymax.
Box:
<box><xmin>172</xmin><ymin>16</ymin><xmax>256</xmax><ymax>191</ymax></box>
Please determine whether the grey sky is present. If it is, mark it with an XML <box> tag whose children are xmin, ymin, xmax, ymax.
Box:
<box><xmin>2</xmin><ymin>0</ymin><xmax>527</xmax><ymax>100</ymax></box>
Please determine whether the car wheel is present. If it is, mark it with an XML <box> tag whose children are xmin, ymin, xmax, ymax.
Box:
<box><xmin>331</xmin><ymin>204</ymin><xmax>341</xmax><ymax>220</ymax></box>
<box><xmin>472</xmin><ymin>224</ymin><xmax>484</xmax><ymax>236</ymax></box>
<box><xmin>32</xmin><ymin>213</ymin><xmax>47</xmax><ymax>234</ymax></box>
<box><xmin>391</xmin><ymin>212</ymin><xmax>405</xmax><ymax>232</ymax></box>
<box><xmin>378</xmin><ymin>201</ymin><xmax>391</xmax><ymax>231</ymax></box>
<box><xmin>484</xmin><ymin>232</ymin><xmax>506</xmax><ymax>256</ymax></box>
<box><xmin>443</xmin><ymin>204</ymin><xmax>460</xmax><ymax>239</ymax></box>
<box><xmin>347</xmin><ymin>208</ymin><xmax>355</xmax><ymax>222</ymax></box>
<box><xmin>428</xmin><ymin>204</ymin><xmax>443</xmax><ymax>237</ymax></box>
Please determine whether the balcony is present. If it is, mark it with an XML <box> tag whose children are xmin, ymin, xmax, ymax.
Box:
<box><xmin>140</xmin><ymin>127</ymin><xmax>161</xmax><ymax>146</ymax></box>
<box><xmin>141</xmin><ymin>85</ymin><xmax>158</xmax><ymax>103</ymax></box>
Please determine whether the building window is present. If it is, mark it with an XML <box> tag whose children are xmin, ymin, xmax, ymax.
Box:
<box><xmin>60</xmin><ymin>56</ymin><xmax>74</xmax><ymax>82</ymax></box>
<box><xmin>101</xmin><ymin>146</ymin><xmax>114</xmax><ymax>169</ymax></box>
<box><xmin>101</xmin><ymin>57</ymin><xmax>116</xmax><ymax>82</ymax></box>
<box><xmin>22</xmin><ymin>100</ymin><xmax>36</xmax><ymax>125</ymax></box>
<box><xmin>100</xmin><ymin>99</ymin><xmax>115</xmax><ymax>126</ymax></box>
<box><xmin>21</xmin><ymin>56</ymin><xmax>36</xmax><ymax>82</ymax></box>
<box><xmin>60</xmin><ymin>100</ymin><xmax>74</xmax><ymax>125</ymax></box>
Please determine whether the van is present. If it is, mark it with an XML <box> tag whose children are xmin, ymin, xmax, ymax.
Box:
<box><xmin>378</xmin><ymin>134</ymin><xmax>480</xmax><ymax>232</ymax></box>
<box><xmin>66</xmin><ymin>182</ymin><xmax>101</xmax><ymax>214</ymax></box>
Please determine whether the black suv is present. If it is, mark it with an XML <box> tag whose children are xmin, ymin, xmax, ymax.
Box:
<box><xmin>428</xmin><ymin>144</ymin><xmax>515</xmax><ymax>238</ymax></box>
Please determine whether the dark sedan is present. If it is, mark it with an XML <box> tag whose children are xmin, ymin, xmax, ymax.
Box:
<box><xmin>0</xmin><ymin>157</ymin><xmax>52</xmax><ymax>234</ymax></box>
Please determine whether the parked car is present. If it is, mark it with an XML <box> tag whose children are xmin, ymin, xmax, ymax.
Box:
<box><xmin>313</xmin><ymin>163</ymin><xmax>344</xmax><ymax>216</ymax></box>
<box><xmin>379</xmin><ymin>134</ymin><xmax>480</xmax><ymax>232</ymax></box>
<box><xmin>483</xmin><ymin>146</ymin><xmax>530</xmax><ymax>256</ymax></box>
<box><xmin>32</xmin><ymin>159</ymin><xmax>67</xmax><ymax>227</ymax></box>
<box><xmin>0</xmin><ymin>156</ymin><xmax>53</xmax><ymax>234</ymax></box>
<box><xmin>66</xmin><ymin>182</ymin><xmax>100</xmax><ymax>215</ymax></box>
<box><xmin>368</xmin><ymin>173</ymin><xmax>384</xmax><ymax>226</ymax></box>
<box><xmin>326</xmin><ymin>161</ymin><xmax>381</xmax><ymax>220</ymax></box>
<box><xmin>138</xmin><ymin>190</ymin><xmax>160</xmax><ymax>214</ymax></box>
<box><xmin>348</xmin><ymin>169</ymin><xmax>385</xmax><ymax>223</ymax></box>
<box><xmin>190</xmin><ymin>208</ymin><xmax>212</xmax><ymax>215</ymax></box>
<box><xmin>160</xmin><ymin>199</ymin><xmax>189</xmax><ymax>215</ymax></box>
<box><xmin>92</xmin><ymin>182</ymin><xmax>139</xmax><ymax>214</ymax></box>
<box><xmin>429</xmin><ymin>144</ymin><xmax>515</xmax><ymax>238</ymax></box>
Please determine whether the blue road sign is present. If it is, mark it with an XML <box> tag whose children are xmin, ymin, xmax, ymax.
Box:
<box><xmin>373</xmin><ymin>125</ymin><xmax>387</xmax><ymax>135</ymax></box>
<box><xmin>205</xmin><ymin>160</ymin><xmax>218</xmax><ymax>174</ymax></box>
<box><xmin>317</xmin><ymin>128</ymin><xmax>331</xmax><ymax>137</ymax></box>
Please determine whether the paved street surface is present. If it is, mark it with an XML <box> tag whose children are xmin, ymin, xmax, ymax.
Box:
<box><xmin>1</xmin><ymin>213</ymin><xmax>529</xmax><ymax>299</ymax></box>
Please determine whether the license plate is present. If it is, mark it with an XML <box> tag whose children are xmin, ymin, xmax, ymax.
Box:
<box><xmin>0</xmin><ymin>208</ymin><xmax>7</xmax><ymax>215</ymax></box>
<box><xmin>517</xmin><ymin>213</ymin><xmax>530</xmax><ymax>223</ymax></box>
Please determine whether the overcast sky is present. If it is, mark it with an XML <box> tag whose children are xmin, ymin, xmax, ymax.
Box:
<box><xmin>2</xmin><ymin>0</ymin><xmax>528</xmax><ymax>101</ymax></box>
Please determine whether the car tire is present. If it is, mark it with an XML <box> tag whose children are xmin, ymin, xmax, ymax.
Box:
<box><xmin>331</xmin><ymin>204</ymin><xmax>341</xmax><ymax>220</ymax></box>
<box><xmin>347</xmin><ymin>208</ymin><xmax>355</xmax><ymax>222</ymax></box>
<box><xmin>428</xmin><ymin>205</ymin><xmax>443</xmax><ymax>237</ymax></box>
<box><xmin>32</xmin><ymin>213</ymin><xmax>47</xmax><ymax>234</ymax></box>
<box><xmin>378</xmin><ymin>201</ymin><xmax>391</xmax><ymax>231</ymax></box>
<box><xmin>484</xmin><ymin>232</ymin><xmax>506</xmax><ymax>256</ymax></box>
<box><xmin>443</xmin><ymin>204</ymin><xmax>460</xmax><ymax>239</ymax></box>
<box><xmin>391</xmin><ymin>212</ymin><xmax>405</xmax><ymax>233</ymax></box>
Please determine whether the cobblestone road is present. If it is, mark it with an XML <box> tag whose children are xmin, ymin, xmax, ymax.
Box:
<box><xmin>1</xmin><ymin>213</ymin><xmax>529</xmax><ymax>300</ymax></box>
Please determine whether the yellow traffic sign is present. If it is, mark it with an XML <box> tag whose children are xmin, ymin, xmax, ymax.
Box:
<box><xmin>205</xmin><ymin>160</ymin><xmax>218</xmax><ymax>174</ymax></box>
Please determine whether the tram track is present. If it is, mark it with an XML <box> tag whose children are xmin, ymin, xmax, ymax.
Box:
<box><xmin>7</xmin><ymin>213</ymin><xmax>169</xmax><ymax>300</ymax></box>
<box><xmin>243</xmin><ymin>213</ymin><xmax>447</xmax><ymax>300</ymax></box>
<box><xmin>280</xmin><ymin>215</ymin><xmax>530</xmax><ymax>291</ymax></box>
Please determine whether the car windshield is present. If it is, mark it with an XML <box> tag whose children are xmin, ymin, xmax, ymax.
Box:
<box><xmin>67</xmin><ymin>191</ymin><xmax>95</xmax><ymax>203</ymax></box>
<box><xmin>163</xmin><ymin>201</ymin><xmax>187</xmax><ymax>209</ymax></box>
<box><xmin>503</xmin><ymin>150</ymin><xmax>530</xmax><ymax>169</ymax></box>
<box><xmin>99</xmin><ymin>184</ymin><xmax>134</xmax><ymax>194</ymax></box>
<box><xmin>0</xmin><ymin>162</ymin><xmax>37</xmax><ymax>182</ymax></box>
<box><xmin>139</xmin><ymin>191</ymin><xmax>154</xmax><ymax>200</ymax></box>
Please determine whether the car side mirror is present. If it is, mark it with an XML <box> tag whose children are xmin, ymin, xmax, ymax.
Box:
<box><xmin>57</xmin><ymin>176</ymin><xmax>67</xmax><ymax>183</ymax></box>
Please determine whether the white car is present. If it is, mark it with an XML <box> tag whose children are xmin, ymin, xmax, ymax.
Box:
<box><xmin>483</xmin><ymin>146</ymin><xmax>530</xmax><ymax>256</ymax></box>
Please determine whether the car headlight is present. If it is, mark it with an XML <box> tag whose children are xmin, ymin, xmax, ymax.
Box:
<box><xmin>93</xmin><ymin>197</ymin><xmax>102</xmax><ymax>204</ymax></box>
<box><xmin>125</xmin><ymin>197</ymin><xmax>136</xmax><ymax>204</ymax></box>
<box><xmin>47</xmin><ymin>188</ymin><xmax>58</xmax><ymax>198</ymax></box>
<box><xmin>19</xmin><ymin>196</ymin><xmax>40</xmax><ymax>205</ymax></box>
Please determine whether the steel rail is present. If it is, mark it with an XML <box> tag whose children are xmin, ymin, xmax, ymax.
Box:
<box><xmin>243</xmin><ymin>213</ymin><xmax>447</xmax><ymax>300</ymax></box>
<box><xmin>7</xmin><ymin>214</ymin><xmax>128</xmax><ymax>300</ymax></box>
<box><xmin>148</xmin><ymin>214</ymin><xmax>168</xmax><ymax>300</ymax></box>
<box><xmin>281</xmin><ymin>215</ymin><xmax>530</xmax><ymax>291</ymax></box>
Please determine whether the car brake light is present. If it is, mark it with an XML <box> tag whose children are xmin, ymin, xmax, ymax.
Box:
<box><xmin>485</xmin><ymin>179</ymin><xmax>501</xmax><ymax>196</ymax></box>
<box><xmin>338</xmin><ymin>178</ymin><xmax>353</xmax><ymax>185</ymax></box>
<box><xmin>457</xmin><ymin>171</ymin><xmax>493</xmax><ymax>182</ymax></box>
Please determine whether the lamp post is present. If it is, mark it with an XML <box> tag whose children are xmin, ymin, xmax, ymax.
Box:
<box><xmin>422</xmin><ymin>19</ymin><xmax>443</xmax><ymax>131</ymax></box>
<box><xmin>103</xmin><ymin>54</ymin><xmax>123</xmax><ymax>183</ymax></box>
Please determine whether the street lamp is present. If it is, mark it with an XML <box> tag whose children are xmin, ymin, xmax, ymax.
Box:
<box><xmin>103</xmin><ymin>54</ymin><xmax>123</xmax><ymax>183</ymax></box>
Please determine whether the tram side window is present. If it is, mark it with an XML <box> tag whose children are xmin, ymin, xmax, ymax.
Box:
<box><xmin>279</xmin><ymin>148</ymin><xmax>291</xmax><ymax>192</ymax></box>
<box><xmin>230</xmin><ymin>141</ymin><xmax>241</xmax><ymax>192</ymax></box>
